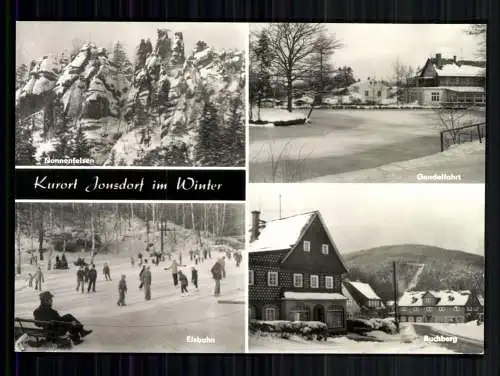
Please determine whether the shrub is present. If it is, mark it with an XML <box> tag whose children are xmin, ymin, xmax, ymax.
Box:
<box><xmin>249</xmin><ymin>320</ymin><xmax>329</xmax><ymax>340</ymax></box>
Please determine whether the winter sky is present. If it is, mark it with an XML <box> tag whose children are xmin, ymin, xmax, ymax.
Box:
<box><xmin>248</xmin><ymin>183</ymin><xmax>485</xmax><ymax>256</ymax></box>
<box><xmin>16</xmin><ymin>22</ymin><xmax>246</xmax><ymax>66</ymax></box>
<box><xmin>251</xmin><ymin>23</ymin><xmax>484</xmax><ymax>82</ymax></box>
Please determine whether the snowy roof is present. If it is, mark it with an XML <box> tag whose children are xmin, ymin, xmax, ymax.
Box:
<box><xmin>249</xmin><ymin>212</ymin><xmax>316</xmax><ymax>253</ymax></box>
<box><xmin>345</xmin><ymin>281</ymin><xmax>382</xmax><ymax>300</ymax></box>
<box><xmin>439</xmin><ymin>86</ymin><xmax>485</xmax><ymax>93</ymax></box>
<box><xmin>283</xmin><ymin>291</ymin><xmax>346</xmax><ymax>301</ymax></box>
<box><xmin>435</xmin><ymin>63</ymin><xmax>485</xmax><ymax>77</ymax></box>
<box><xmin>398</xmin><ymin>290</ymin><xmax>472</xmax><ymax>307</ymax></box>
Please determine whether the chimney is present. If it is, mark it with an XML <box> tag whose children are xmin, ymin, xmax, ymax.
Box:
<box><xmin>453</xmin><ymin>55</ymin><xmax>457</xmax><ymax>63</ymax></box>
<box><xmin>250</xmin><ymin>211</ymin><xmax>261</xmax><ymax>242</ymax></box>
<box><xmin>435</xmin><ymin>53</ymin><xmax>442</xmax><ymax>68</ymax></box>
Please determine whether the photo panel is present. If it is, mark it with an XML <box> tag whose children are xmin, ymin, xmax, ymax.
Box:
<box><xmin>247</xmin><ymin>183</ymin><xmax>484</xmax><ymax>354</ymax></box>
<box><xmin>248</xmin><ymin>23</ymin><xmax>486</xmax><ymax>183</ymax></box>
<box><xmin>15</xmin><ymin>22</ymin><xmax>246</xmax><ymax>167</ymax></box>
<box><xmin>14</xmin><ymin>202</ymin><xmax>246</xmax><ymax>352</ymax></box>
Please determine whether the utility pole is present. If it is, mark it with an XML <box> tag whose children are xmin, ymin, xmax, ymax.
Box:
<box><xmin>393</xmin><ymin>261</ymin><xmax>400</xmax><ymax>333</ymax></box>
<box><xmin>279</xmin><ymin>194</ymin><xmax>282</xmax><ymax>219</ymax></box>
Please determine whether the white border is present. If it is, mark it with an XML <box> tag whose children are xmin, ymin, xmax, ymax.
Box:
<box><xmin>15</xmin><ymin>166</ymin><xmax>245</xmax><ymax>170</ymax></box>
<box><xmin>15</xmin><ymin>200</ymin><xmax>244</xmax><ymax>204</ymax></box>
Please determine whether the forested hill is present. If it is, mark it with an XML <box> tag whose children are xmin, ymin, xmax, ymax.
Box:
<box><xmin>343</xmin><ymin>244</ymin><xmax>484</xmax><ymax>302</ymax></box>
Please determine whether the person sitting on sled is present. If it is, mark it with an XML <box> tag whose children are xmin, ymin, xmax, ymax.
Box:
<box><xmin>33</xmin><ymin>291</ymin><xmax>92</xmax><ymax>345</ymax></box>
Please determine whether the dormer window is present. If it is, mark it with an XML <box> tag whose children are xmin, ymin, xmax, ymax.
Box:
<box><xmin>321</xmin><ymin>244</ymin><xmax>329</xmax><ymax>255</ymax></box>
<box><xmin>303</xmin><ymin>241</ymin><xmax>311</xmax><ymax>252</ymax></box>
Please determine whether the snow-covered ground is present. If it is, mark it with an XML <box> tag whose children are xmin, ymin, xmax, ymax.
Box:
<box><xmin>423</xmin><ymin>321</ymin><xmax>484</xmax><ymax>342</ymax></box>
<box><xmin>249</xmin><ymin>324</ymin><xmax>456</xmax><ymax>354</ymax></box>
<box><xmin>250</xmin><ymin>108</ymin><xmax>308</xmax><ymax>126</ymax></box>
<box><xmin>15</xmin><ymin>248</ymin><xmax>245</xmax><ymax>352</ymax></box>
<box><xmin>304</xmin><ymin>140</ymin><xmax>485</xmax><ymax>183</ymax></box>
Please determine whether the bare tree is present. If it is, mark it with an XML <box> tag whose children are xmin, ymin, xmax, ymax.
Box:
<box><xmin>393</xmin><ymin>57</ymin><xmax>407</xmax><ymax>104</ymax></box>
<box><xmin>265</xmin><ymin>23</ymin><xmax>325</xmax><ymax>112</ymax></box>
<box><xmin>436</xmin><ymin>106</ymin><xmax>476</xmax><ymax>149</ymax></box>
<box><xmin>466</xmin><ymin>24</ymin><xmax>486</xmax><ymax>60</ymax></box>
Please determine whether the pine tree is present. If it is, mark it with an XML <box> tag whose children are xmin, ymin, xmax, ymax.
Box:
<box><xmin>72</xmin><ymin>126</ymin><xmax>92</xmax><ymax>159</ymax></box>
<box><xmin>145</xmin><ymin>39</ymin><xmax>153</xmax><ymax>56</ymax></box>
<box><xmin>51</xmin><ymin>101</ymin><xmax>73</xmax><ymax>159</ymax></box>
<box><xmin>15</xmin><ymin>116</ymin><xmax>37</xmax><ymax>165</ymax></box>
<box><xmin>111</xmin><ymin>41</ymin><xmax>134</xmax><ymax>82</ymax></box>
<box><xmin>252</xmin><ymin>31</ymin><xmax>272</xmax><ymax>120</ymax></box>
<box><xmin>195</xmin><ymin>41</ymin><xmax>209</xmax><ymax>53</ymax></box>
<box><xmin>226</xmin><ymin>97</ymin><xmax>245</xmax><ymax>166</ymax></box>
<box><xmin>196</xmin><ymin>101</ymin><xmax>220</xmax><ymax>166</ymax></box>
<box><xmin>136</xmin><ymin>39</ymin><xmax>148</xmax><ymax>68</ymax></box>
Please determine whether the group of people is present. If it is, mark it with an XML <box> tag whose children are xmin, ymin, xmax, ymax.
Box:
<box><xmin>75</xmin><ymin>263</ymin><xmax>112</xmax><ymax>293</ymax></box>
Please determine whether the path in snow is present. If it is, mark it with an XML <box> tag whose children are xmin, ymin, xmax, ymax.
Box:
<box><xmin>15</xmin><ymin>251</ymin><xmax>245</xmax><ymax>353</ymax></box>
<box><xmin>406</xmin><ymin>264</ymin><xmax>426</xmax><ymax>291</ymax></box>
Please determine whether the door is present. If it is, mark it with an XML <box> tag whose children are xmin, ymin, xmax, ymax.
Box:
<box><xmin>312</xmin><ymin>305</ymin><xmax>325</xmax><ymax>323</ymax></box>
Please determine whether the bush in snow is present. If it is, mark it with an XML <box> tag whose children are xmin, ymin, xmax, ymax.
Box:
<box><xmin>249</xmin><ymin>320</ymin><xmax>328</xmax><ymax>340</ymax></box>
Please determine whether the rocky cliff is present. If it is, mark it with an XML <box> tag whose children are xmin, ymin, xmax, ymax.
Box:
<box><xmin>16</xmin><ymin>29</ymin><xmax>245</xmax><ymax>166</ymax></box>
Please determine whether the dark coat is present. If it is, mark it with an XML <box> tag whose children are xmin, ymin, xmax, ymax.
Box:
<box><xmin>211</xmin><ymin>262</ymin><xmax>223</xmax><ymax>280</ymax></box>
<box><xmin>103</xmin><ymin>265</ymin><xmax>110</xmax><ymax>274</ymax></box>
<box><xmin>89</xmin><ymin>269</ymin><xmax>97</xmax><ymax>281</ymax></box>
<box><xmin>191</xmin><ymin>269</ymin><xmax>198</xmax><ymax>282</ymax></box>
<box><xmin>179</xmin><ymin>273</ymin><xmax>188</xmax><ymax>286</ymax></box>
<box><xmin>143</xmin><ymin>270</ymin><xmax>152</xmax><ymax>287</ymax></box>
<box><xmin>77</xmin><ymin>269</ymin><xmax>85</xmax><ymax>281</ymax></box>
<box><xmin>118</xmin><ymin>279</ymin><xmax>127</xmax><ymax>292</ymax></box>
<box><xmin>33</xmin><ymin>304</ymin><xmax>62</xmax><ymax>328</ymax></box>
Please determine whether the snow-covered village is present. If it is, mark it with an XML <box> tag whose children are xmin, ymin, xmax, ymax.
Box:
<box><xmin>14</xmin><ymin>203</ymin><xmax>245</xmax><ymax>352</ymax></box>
<box><xmin>15</xmin><ymin>22</ymin><xmax>245</xmax><ymax>166</ymax></box>
<box><xmin>249</xmin><ymin>23</ymin><xmax>486</xmax><ymax>183</ymax></box>
<box><xmin>247</xmin><ymin>183</ymin><xmax>484</xmax><ymax>354</ymax></box>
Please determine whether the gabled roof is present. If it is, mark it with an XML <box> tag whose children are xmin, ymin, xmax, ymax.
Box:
<box><xmin>398</xmin><ymin>290</ymin><xmax>473</xmax><ymax>307</ymax></box>
<box><xmin>249</xmin><ymin>210</ymin><xmax>348</xmax><ymax>272</ymax></box>
<box><xmin>249</xmin><ymin>211</ymin><xmax>316</xmax><ymax>253</ymax></box>
<box><xmin>418</xmin><ymin>58</ymin><xmax>485</xmax><ymax>78</ymax></box>
<box><xmin>345</xmin><ymin>280</ymin><xmax>382</xmax><ymax>300</ymax></box>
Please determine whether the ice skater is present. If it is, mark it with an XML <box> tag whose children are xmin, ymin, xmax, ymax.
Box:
<box><xmin>117</xmin><ymin>275</ymin><xmax>127</xmax><ymax>306</ymax></box>
<box><xmin>87</xmin><ymin>264</ymin><xmax>97</xmax><ymax>293</ymax></box>
<box><xmin>76</xmin><ymin>266</ymin><xmax>85</xmax><ymax>293</ymax></box>
<box><xmin>191</xmin><ymin>267</ymin><xmax>198</xmax><ymax>289</ymax></box>
<box><xmin>211</xmin><ymin>261</ymin><xmax>223</xmax><ymax>297</ymax></box>
<box><xmin>164</xmin><ymin>259</ymin><xmax>185</xmax><ymax>286</ymax></box>
<box><xmin>34</xmin><ymin>267</ymin><xmax>44</xmax><ymax>291</ymax></box>
<box><xmin>103</xmin><ymin>263</ymin><xmax>112</xmax><ymax>281</ymax></box>
<box><xmin>178</xmin><ymin>270</ymin><xmax>188</xmax><ymax>294</ymax></box>
<box><xmin>217</xmin><ymin>256</ymin><xmax>226</xmax><ymax>279</ymax></box>
<box><xmin>143</xmin><ymin>267</ymin><xmax>152</xmax><ymax>301</ymax></box>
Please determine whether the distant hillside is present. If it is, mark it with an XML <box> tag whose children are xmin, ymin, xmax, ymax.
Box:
<box><xmin>343</xmin><ymin>244</ymin><xmax>484</xmax><ymax>302</ymax></box>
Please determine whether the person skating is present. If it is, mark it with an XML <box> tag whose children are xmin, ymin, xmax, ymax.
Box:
<box><xmin>130</xmin><ymin>257</ymin><xmax>135</xmax><ymax>267</ymax></box>
<box><xmin>34</xmin><ymin>267</ymin><xmax>44</xmax><ymax>291</ymax></box>
<box><xmin>139</xmin><ymin>265</ymin><xmax>146</xmax><ymax>289</ymax></box>
<box><xmin>143</xmin><ymin>267</ymin><xmax>152</xmax><ymax>301</ymax></box>
<box><xmin>138</xmin><ymin>252</ymin><xmax>143</xmax><ymax>267</ymax></box>
<box><xmin>234</xmin><ymin>251</ymin><xmax>242</xmax><ymax>267</ymax></box>
<box><xmin>211</xmin><ymin>261</ymin><xmax>223</xmax><ymax>297</ymax></box>
<box><xmin>217</xmin><ymin>256</ymin><xmax>226</xmax><ymax>279</ymax></box>
<box><xmin>83</xmin><ymin>265</ymin><xmax>90</xmax><ymax>285</ymax></box>
<box><xmin>76</xmin><ymin>266</ymin><xmax>85</xmax><ymax>293</ymax></box>
<box><xmin>164</xmin><ymin>259</ymin><xmax>185</xmax><ymax>286</ymax></box>
<box><xmin>117</xmin><ymin>275</ymin><xmax>127</xmax><ymax>306</ymax></box>
<box><xmin>33</xmin><ymin>291</ymin><xmax>92</xmax><ymax>345</ymax></box>
<box><xmin>191</xmin><ymin>267</ymin><xmax>198</xmax><ymax>289</ymax></box>
<box><xmin>178</xmin><ymin>270</ymin><xmax>188</xmax><ymax>294</ymax></box>
<box><xmin>103</xmin><ymin>263</ymin><xmax>111</xmax><ymax>281</ymax></box>
<box><xmin>27</xmin><ymin>273</ymin><xmax>34</xmax><ymax>288</ymax></box>
<box><xmin>61</xmin><ymin>253</ymin><xmax>68</xmax><ymax>268</ymax></box>
<box><xmin>87</xmin><ymin>264</ymin><xmax>97</xmax><ymax>293</ymax></box>
<box><xmin>203</xmin><ymin>248</ymin><xmax>208</xmax><ymax>261</ymax></box>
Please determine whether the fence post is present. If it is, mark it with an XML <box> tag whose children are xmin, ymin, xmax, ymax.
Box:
<box><xmin>477</xmin><ymin>124</ymin><xmax>482</xmax><ymax>143</ymax></box>
<box><xmin>440</xmin><ymin>132</ymin><xmax>444</xmax><ymax>152</ymax></box>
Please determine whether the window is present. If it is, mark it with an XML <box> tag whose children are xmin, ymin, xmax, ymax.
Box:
<box><xmin>310</xmin><ymin>275</ymin><xmax>319</xmax><ymax>288</ymax></box>
<box><xmin>467</xmin><ymin>307</ymin><xmax>473</xmax><ymax>311</ymax></box>
<box><xmin>293</xmin><ymin>273</ymin><xmax>303</xmax><ymax>288</ymax></box>
<box><xmin>454</xmin><ymin>306</ymin><xmax>461</xmax><ymax>312</ymax></box>
<box><xmin>303</xmin><ymin>241</ymin><xmax>311</xmax><ymax>252</ymax></box>
<box><xmin>321</xmin><ymin>244</ymin><xmax>329</xmax><ymax>255</ymax></box>
<box><xmin>267</xmin><ymin>271</ymin><xmax>278</xmax><ymax>287</ymax></box>
<box><xmin>377</xmin><ymin>90</ymin><xmax>382</xmax><ymax>97</ymax></box>
<box><xmin>425</xmin><ymin>307</ymin><xmax>433</xmax><ymax>312</ymax></box>
<box><xmin>424</xmin><ymin>297</ymin><xmax>434</xmax><ymax>305</ymax></box>
<box><xmin>264</xmin><ymin>307</ymin><xmax>277</xmax><ymax>321</ymax></box>
<box><xmin>249</xmin><ymin>270</ymin><xmax>254</xmax><ymax>285</ymax></box>
<box><xmin>292</xmin><ymin>305</ymin><xmax>309</xmax><ymax>321</ymax></box>
<box><xmin>326</xmin><ymin>307</ymin><xmax>344</xmax><ymax>328</ymax></box>
<box><xmin>368</xmin><ymin>300</ymin><xmax>379</xmax><ymax>308</ymax></box>
<box><xmin>400</xmin><ymin>307</ymin><xmax>407</xmax><ymax>312</ymax></box>
<box><xmin>413</xmin><ymin>307</ymin><xmax>419</xmax><ymax>312</ymax></box>
<box><xmin>364</xmin><ymin>90</ymin><xmax>369</xmax><ymax>97</ymax></box>
<box><xmin>431</xmin><ymin>92</ymin><xmax>440</xmax><ymax>102</ymax></box>
<box><xmin>249</xmin><ymin>306</ymin><xmax>256</xmax><ymax>319</ymax></box>
<box><xmin>325</xmin><ymin>276</ymin><xmax>334</xmax><ymax>289</ymax></box>
<box><xmin>439</xmin><ymin>307</ymin><xmax>445</xmax><ymax>312</ymax></box>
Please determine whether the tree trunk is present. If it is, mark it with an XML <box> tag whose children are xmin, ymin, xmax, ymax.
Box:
<box><xmin>90</xmin><ymin>203</ymin><xmax>95</xmax><ymax>252</ymax></box>
<box><xmin>287</xmin><ymin>76</ymin><xmax>293</xmax><ymax>112</ymax></box>
<box><xmin>190</xmin><ymin>203</ymin><xmax>196</xmax><ymax>231</ymax></box>
<box><xmin>30</xmin><ymin>204</ymin><xmax>34</xmax><ymax>264</ymax></box>
<box><xmin>182</xmin><ymin>204</ymin><xmax>186</xmax><ymax>228</ymax></box>
<box><xmin>115</xmin><ymin>203</ymin><xmax>120</xmax><ymax>254</ymax></box>
<box><xmin>219</xmin><ymin>203</ymin><xmax>226</xmax><ymax>238</ymax></box>
<box><xmin>38</xmin><ymin>225</ymin><xmax>44</xmax><ymax>261</ymax></box>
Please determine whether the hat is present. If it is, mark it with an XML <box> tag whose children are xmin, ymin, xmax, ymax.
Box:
<box><xmin>39</xmin><ymin>291</ymin><xmax>54</xmax><ymax>301</ymax></box>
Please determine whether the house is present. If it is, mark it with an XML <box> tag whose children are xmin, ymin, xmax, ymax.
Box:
<box><xmin>341</xmin><ymin>283</ymin><xmax>361</xmax><ymax>319</ymax></box>
<box><xmin>409</xmin><ymin>53</ymin><xmax>486</xmax><ymax>106</ymax></box>
<box><xmin>342</xmin><ymin>280</ymin><xmax>385</xmax><ymax>318</ymax></box>
<box><xmin>248</xmin><ymin>210</ymin><xmax>348</xmax><ymax>333</ymax></box>
<box><xmin>348</xmin><ymin>79</ymin><xmax>391</xmax><ymax>104</ymax></box>
<box><xmin>397</xmin><ymin>290</ymin><xmax>483</xmax><ymax>323</ymax></box>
